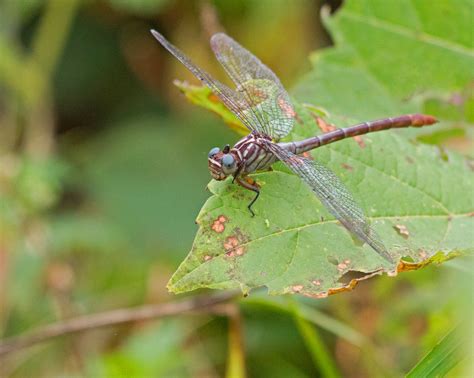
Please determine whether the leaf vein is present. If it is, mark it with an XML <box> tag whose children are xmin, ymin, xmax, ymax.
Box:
<box><xmin>341</xmin><ymin>10</ymin><xmax>474</xmax><ymax>57</ymax></box>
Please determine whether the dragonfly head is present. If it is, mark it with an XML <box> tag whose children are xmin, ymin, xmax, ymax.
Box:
<box><xmin>208</xmin><ymin>145</ymin><xmax>239</xmax><ymax>180</ymax></box>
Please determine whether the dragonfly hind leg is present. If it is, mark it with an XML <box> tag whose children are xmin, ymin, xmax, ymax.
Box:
<box><xmin>235</xmin><ymin>177</ymin><xmax>260</xmax><ymax>217</ymax></box>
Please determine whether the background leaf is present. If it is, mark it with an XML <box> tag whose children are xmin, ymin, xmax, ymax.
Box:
<box><xmin>293</xmin><ymin>0</ymin><xmax>474</xmax><ymax>122</ymax></box>
<box><xmin>406</xmin><ymin>326</ymin><xmax>465</xmax><ymax>378</ymax></box>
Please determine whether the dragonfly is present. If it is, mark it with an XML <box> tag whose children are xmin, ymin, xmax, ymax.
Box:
<box><xmin>151</xmin><ymin>30</ymin><xmax>437</xmax><ymax>263</ymax></box>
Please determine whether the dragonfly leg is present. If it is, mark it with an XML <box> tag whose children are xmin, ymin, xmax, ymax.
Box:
<box><xmin>235</xmin><ymin>177</ymin><xmax>260</xmax><ymax>217</ymax></box>
<box><xmin>232</xmin><ymin>162</ymin><xmax>245</xmax><ymax>183</ymax></box>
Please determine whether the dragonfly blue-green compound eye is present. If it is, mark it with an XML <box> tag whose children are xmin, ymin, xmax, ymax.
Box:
<box><xmin>222</xmin><ymin>154</ymin><xmax>235</xmax><ymax>167</ymax></box>
<box><xmin>208</xmin><ymin>147</ymin><xmax>220</xmax><ymax>158</ymax></box>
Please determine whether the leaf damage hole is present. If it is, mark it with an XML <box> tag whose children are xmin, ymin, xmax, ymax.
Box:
<box><xmin>337</xmin><ymin>270</ymin><xmax>375</xmax><ymax>285</ymax></box>
<box><xmin>341</xmin><ymin>163</ymin><xmax>353</xmax><ymax>171</ymax></box>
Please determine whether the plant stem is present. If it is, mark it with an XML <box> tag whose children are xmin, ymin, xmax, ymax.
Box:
<box><xmin>0</xmin><ymin>290</ymin><xmax>239</xmax><ymax>358</ymax></box>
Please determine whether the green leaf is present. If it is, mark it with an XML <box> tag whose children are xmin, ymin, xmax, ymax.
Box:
<box><xmin>88</xmin><ymin>320</ymin><xmax>191</xmax><ymax>377</ymax></box>
<box><xmin>167</xmin><ymin>104</ymin><xmax>473</xmax><ymax>296</ymax></box>
<box><xmin>242</xmin><ymin>295</ymin><xmax>366</xmax><ymax>346</ymax></box>
<box><xmin>406</xmin><ymin>327</ymin><xmax>465</xmax><ymax>378</ymax></box>
<box><xmin>293</xmin><ymin>0</ymin><xmax>474</xmax><ymax>121</ymax></box>
<box><xmin>327</xmin><ymin>0</ymin><xmax>473</xmax><ymax>97</ymax></box>
<box><xmin>106</xmin><ymin>0</ymin><xmax>170</xmax><ymax>16</ymax></box>
<box><xmin>167</xmin><ymin>0</ymin><xmax>474</xmax><ymax>296</ymax></box>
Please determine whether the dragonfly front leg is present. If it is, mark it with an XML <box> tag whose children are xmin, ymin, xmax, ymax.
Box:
<box><xmin>235</xmin><ymin>176</ymin><xmax>260</xmax><ymax>217</ymax></box>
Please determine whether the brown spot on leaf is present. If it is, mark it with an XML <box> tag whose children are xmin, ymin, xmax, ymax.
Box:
<box><xmin>224</xmin><ymin>236</ymin><xmax>239</xmax><ymax>250</ymax></box>
<box><xmin>223</xmin><ymin>229</ymin><xmax>248</xmax><ymax>258</ymax></box>
<box><xmin>295</xmin><ymin>113</ymin><xmax>304</xmax><ymax>124</ymax></box>
<box><xmin>312</xmin><ymin>279</ymin><xmax>322</xmax><ymax>286</ymax></box>
<box><xmin>302</xmin><ymin>151</ymin><xmax>314</xmax><ymax>160</ymax></box>
<box><xmin>466</xmin><ymin>159</ymin><xmax>474</xmax><ymax>172</ymax></box>
<box><xmin>208</xmin><ymin>93</ymin><xmax>221</xmax><ymax>103</ymax></box>
<box><xmin>316</xmin><ymin>117</ymin><xmax>336</xmax><ymax>133</ymax></box>
<box><xmin>211</xmin><ymin>215</ymin><xmax>228</xmax><ymax>233</ymax></box>
<box><xmin>353</xmin><ymin>136</ymin><xmax>366</xmax><ymax>148</ymax></box>
<box><xmin>406</xmin><ymin>156</ymin><xmax>415</xmax><ymax>164</ymax></box>
<box><xmin>341</xmin><ymin>163</ymin><xmax>353</xmax><ymax>171</ymax></box>
<box><xmin>302</xmin><ymin>251</ymin><xmax>461</xmax><ymax>299</ymax></box>
<box><xmin>419</xmin><ymin>250</ymin><xmax>428</xmax><ymax>259</ymax></box>
<box><xmin>204</xmin><ymin>255</ymin><xmax>213</xmax><ymax>261</ymax></box>
<box><xmin>394</xmin><ymin>224</ymin><xmax>410</xmax><ymax>239</ymax></box>
<box><xmin>292</xmin><ymin>285</ymin><xmax>304</xmax><ymax>293</ymax></box>
<box><xmin>337</xmin><ymin>262</ymin><xmax>349</xmax><ymax>272</ymax></box>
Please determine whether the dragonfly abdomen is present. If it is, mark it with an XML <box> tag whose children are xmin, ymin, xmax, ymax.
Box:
<box><xmin>288</xmin><ymin>114</ymin><xmax>437</xmax><ymax>154</ymax></box>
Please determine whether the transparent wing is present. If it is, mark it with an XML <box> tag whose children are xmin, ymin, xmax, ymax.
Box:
<box><xmin>151</xmin><ymin>30</ymin><xmax>261</xmax><ymax>133</ymax></box>
<box><xmin>262</xmin><ymin>141</ymin><xmax>393</xmax><ymax>263</ymax></box>
<box><xmin>210</xmin><ymin>33</ymin><xmax>295</xmax><ymax>140</ymax></box>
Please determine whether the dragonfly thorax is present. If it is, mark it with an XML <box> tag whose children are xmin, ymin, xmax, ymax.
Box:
<box><xmin>208</xmin><ymin>133</ymin><xmax>278</xmax><ymax>181</ymax></box>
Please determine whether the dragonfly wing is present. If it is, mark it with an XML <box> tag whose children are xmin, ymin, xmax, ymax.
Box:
<box><xmin>262</xmin><ymin>141</ymin><xmax>393</xmax><ymax>263</ymax></box>
<box><xmin>210</xmin><ymin>33</ymin><xmax>295</xmax><ymax>140</ymax></box>
<box><xmin>151</xmin><ymin>30</ymin><xmax>261</xmax><ymax>134</ymax></box>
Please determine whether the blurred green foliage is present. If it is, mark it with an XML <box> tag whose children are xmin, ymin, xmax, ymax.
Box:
<box><xmin>0</xmin><ymin>0</ymin><xmax>472</xmax><ymax>377</ymax></box>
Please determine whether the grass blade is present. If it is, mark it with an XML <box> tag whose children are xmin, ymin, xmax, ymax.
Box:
<box><xmin>289</xmin><ymin>298</ymin><xmax>341</xmax><ymax>378</ymax></box>
<box><xmin>406</xmin><ymin>327</ymin><xmax>464</xmax><ymax>378</ymax></box>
